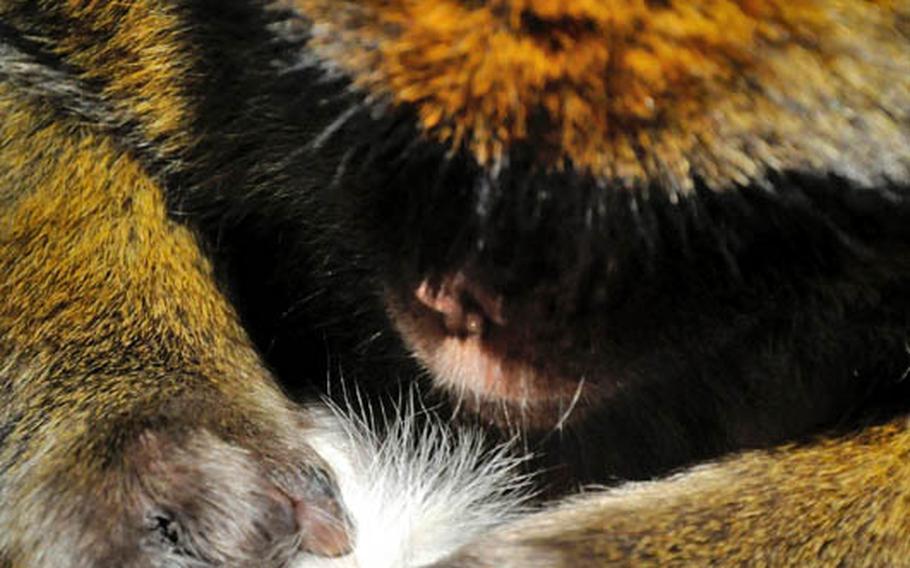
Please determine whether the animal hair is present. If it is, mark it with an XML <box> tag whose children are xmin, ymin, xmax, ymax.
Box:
<box><xmin>294</xmin><ymin>396</ymin><xmax>531</xmax><ymax>568</ymax></box>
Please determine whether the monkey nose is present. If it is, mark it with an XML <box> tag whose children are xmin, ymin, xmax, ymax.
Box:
<box><xmin>415</xmin><ymin>272</ymin><xmax>506</xmax><ymax>338</ymax></box>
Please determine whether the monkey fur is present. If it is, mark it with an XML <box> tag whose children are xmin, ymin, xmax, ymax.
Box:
<box><xmin>0</xmin><ymin>3</ymin><xmax>355</xmax><ymax>566</ymax></box>
<box><xmin>2</xmin><ymin>0</ymin><xmax>910</xmax><ymax>566</ymax></box>
<box><xmin>294</xmin><ymin>402</ymin><xmax>529</xmax><ymax>568</ymax></box>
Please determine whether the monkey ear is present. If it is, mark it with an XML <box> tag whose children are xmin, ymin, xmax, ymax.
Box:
<box><xmin>294</xmin><ymin>474</ymin><xmax>354</xmax><ymax>557</ymax></box>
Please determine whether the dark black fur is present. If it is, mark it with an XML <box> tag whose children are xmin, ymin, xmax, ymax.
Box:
<box><xmin>7</xmin><ymin>0</ymin><xmax>908</xmax><ymax>498</ymax></box>
<box><xmin>168</xmin><ymin>3</ymin><xmax>910</xmax><ymax>492</ymax></box>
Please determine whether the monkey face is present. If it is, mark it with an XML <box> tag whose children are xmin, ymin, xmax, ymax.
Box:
<box><xmin>289</xmin><ymin>0</ymin><xmax>910</xmax><ymax>433</ymax></box>
<box><xmin>361</xmin><ymin>155</ymin><xmax>910</xmax><ymax>433</ymax></box>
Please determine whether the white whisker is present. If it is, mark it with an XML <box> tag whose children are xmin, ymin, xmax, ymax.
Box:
<box><xmin>295</xmin><ymin>394</ymin><xmax>532</xmax><ymax>568</ymax></box>
<box><xmin>554</xmin><ymin>377</ymin><xmax>586</xmax><ymax>433</ymax></box>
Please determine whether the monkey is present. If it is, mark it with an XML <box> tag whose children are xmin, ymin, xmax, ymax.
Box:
<box><xmin>435</xmin><ymin>421</ymin><xmax>910</xmax><ymax>566</ymax></box>
<box><xmin>2</xmin><ymin>0</ymin><xmax>910</xmax><ymax>566</ymax></box>
<box><xmin>241</xmin><ymin>0</ymin><xmax>909</xmax><ymax>564</ymax></box>
<box><xmin>0</xmin><ymin>2</ymin><xmax>357</xmax><ymax>566</ymax></box>
<box><xmin>1</xmin><ymin>3</ymin><xmax>532</xmax><ymax>566</ymax></box>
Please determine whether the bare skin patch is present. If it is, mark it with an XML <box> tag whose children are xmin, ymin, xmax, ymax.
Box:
<box><xmin>388</xmin><ymin>281</ymin><xmax>604</xmax><ymax>431</ymax></box>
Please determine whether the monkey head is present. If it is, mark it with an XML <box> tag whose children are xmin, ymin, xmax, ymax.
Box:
<box><xmin>283</xmin><ymin>1</ymin><xmax>910</xmax><ymax>456</ymax></box>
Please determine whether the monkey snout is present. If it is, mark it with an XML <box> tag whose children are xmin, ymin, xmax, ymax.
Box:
<box><xmin>395</xmin><ymin>270</ymin><xmax>601</xmax><ymax>429</ymax></box>
<box><xmin>414</xmin><ymin>272</ymin><xmax>506</xmax><ymax>339</ymax></box>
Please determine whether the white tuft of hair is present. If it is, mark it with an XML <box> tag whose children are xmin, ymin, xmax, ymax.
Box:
<box><xmin>294</xmin><ymin>398</ymin><xmax>531</xmax><ymax>568</ymax></box>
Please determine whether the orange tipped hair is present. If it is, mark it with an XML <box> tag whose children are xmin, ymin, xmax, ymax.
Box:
<box><xmin>297</xmin><ymin>0</ymin><xmax>909</xmax><ymax>191</ymax></box>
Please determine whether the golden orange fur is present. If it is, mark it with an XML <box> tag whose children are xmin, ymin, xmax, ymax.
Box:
<box><xmin>298</xmin><ymin>0</ymin><xmax>910</xmax><ymax>190</ymax></box>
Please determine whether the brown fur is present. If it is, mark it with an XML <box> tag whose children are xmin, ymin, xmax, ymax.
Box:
<box><xmin>0</xmin><ymin>5</ymin><xmax>349</xmax><ymax>564</ymax></box>
<box><xmin>437</xmin><ymin>419</ymin><xmax>910</xmax><ymax>566</ymax></box>
<box><xmin>0</xmin><ymin>0</ymin><xmax>196</xmax><ymax>153</ymax></box>
<box><xmin>3</xmin><ymin>0</ymin><xmax>909</xmax><ymax>565</ymax></box>
<box><xmin>290</xmin><ymin>0</ymin><xmax>910</xmax><ymax>565</ymax></box>
<box><xmin>297</xmin><ymin>0</ymin><xmax>910</xmax><ymax>191</ymax></box>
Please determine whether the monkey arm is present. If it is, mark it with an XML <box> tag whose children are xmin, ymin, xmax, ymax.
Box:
<box><xmin>437</xmin><ymin>418</ymin><xmax>910</xmax><ymax>566</ymax></box>
<box><xmin>0</xmin><ymin>34</ymin><xmax>349</xmax><ymax>566</ymax></box>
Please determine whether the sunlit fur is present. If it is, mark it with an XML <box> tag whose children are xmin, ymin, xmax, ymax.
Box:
<box><xmin>3</xmin><ymin>1</ymin><xmax>909</xmax><ymax>565</ymax></box>
<box><xmin>295</xmin><ymin>0</ymin><xmax>910</xmax><ymax>191</ymax></box>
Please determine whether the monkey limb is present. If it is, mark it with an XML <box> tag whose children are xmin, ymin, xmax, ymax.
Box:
<box><xmin>437</xmin><ymin>419</ymin><xmax>910</xmax><ymax>566</ymax></box>
<box><xmin>0</xmin><ymin>4</ymin><xmax>351</xmax><ymax>565</ymax></box>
